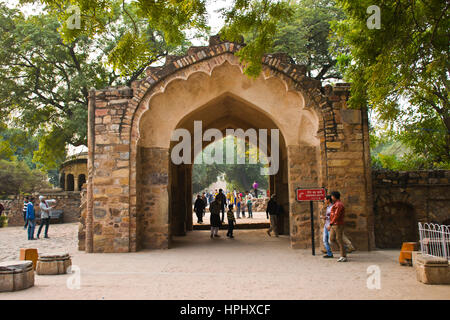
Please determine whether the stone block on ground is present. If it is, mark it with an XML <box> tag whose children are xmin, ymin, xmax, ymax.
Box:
<box><xmin>36</xmin><ymin>253</ymin><xmax>72</xmax><ymax>275</ymax></box>
<box><xmin>415</xmin><ymin>255</ymin><xmax>450</xmax><ymax>285</ymax></box>
<box><xmin>0</xmin><ymin>260</ymin><xmax>34</xmax><ymax>292</ymax></box>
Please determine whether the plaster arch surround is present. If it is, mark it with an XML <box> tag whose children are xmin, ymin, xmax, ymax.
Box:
<box><xmin>137</xmin><ymin>59</ymin><xmax>320</xmax><ymax>150</ymax></box>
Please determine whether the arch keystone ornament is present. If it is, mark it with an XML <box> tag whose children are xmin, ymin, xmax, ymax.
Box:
<box><xmin>82</xmin><ymin>36</ymin><xmax>375</xmax><ymax>253</ymax></box>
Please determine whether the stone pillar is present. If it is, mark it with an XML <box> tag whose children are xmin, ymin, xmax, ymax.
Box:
<box><xmin>186</xmin><ymin>165</ymin><xmax>193</xmax><ymax>232</ymax></box>
<box><xmin>171</xmin><ymin>164</ymin><xmax>186</xmax><ymax>236</ymax></box>
<box><xmin>288</xmin><ymin>144</ymin><xmax>320</xmax><ymax>249</ymax></box>
<box><xmin>86</xmin><ymin>88</ymin><xmax>96</xmax><ymax>253</ymax></box>
<box><xmin>139</xmin><ymin>147</ymin><xmax>170</xmax><ymax>249</ymax></box>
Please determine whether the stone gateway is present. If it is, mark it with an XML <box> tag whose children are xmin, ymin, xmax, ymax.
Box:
<box><xmin>82</xmin><ymin>36</ymin><xmax>375</xmax><ymax>253</ymax></box>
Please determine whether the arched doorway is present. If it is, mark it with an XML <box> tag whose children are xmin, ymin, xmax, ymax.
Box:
<box><xmin>66</xmin><ymin>174</ymin><xmax>75</xmax><ymax>192</ymax></box>
<box><xmin>78</xmin><ymin>174</ymin><xmax>86</xmax><ymax>191</ymax></box>
<box><xmin>134</xmin><ymin>60</ymin><xmax>321</xmax><ymax>250</ymax></box>
<box><xmin>60</xmin><ymin>173</ymin><xmax>65</xmax><ymax>191</ymax></box>
<box><xmin>84</xmin><ymin>38</ymin><xmax>375</xmax><ymax>253</ymax></box>
<box><xmin>374</xmin><ymin>202</ymin><xmax>418</xmax><ymax>248</ymax></box>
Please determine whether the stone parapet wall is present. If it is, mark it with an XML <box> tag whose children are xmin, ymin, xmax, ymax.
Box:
<box><xmin>372</xmin><ymin>170</ymin><xmax>450</xmax><ymax>248</ymax></box>
<box><xmin>0</xmin><ymin>191</ymin><xmax>81</xmax><ymax>226</ymax></box>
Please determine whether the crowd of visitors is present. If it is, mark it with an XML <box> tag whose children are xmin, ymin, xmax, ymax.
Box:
<box><xmin>196</xmin><ymin>186</ymin><xmax>354</xmax><ymax>262</ymax></box>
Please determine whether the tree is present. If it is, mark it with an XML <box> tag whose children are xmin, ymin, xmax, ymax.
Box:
<box><xmin>0</xmin><ymin>3</ymin><xmax>174</xmax><ymax>170</ymax></box>
<box><xmin>332</xmin><ymin>0</ymin><xmax>450</xmax><ymax>167</ymax></box>
<box><xmin>30</xmin><ymin>0</ymin><xmax>293</xmax><ymax>78</ymax></box>
<box><xmin>0</xmin><ymin>159</ymin><xmax>51</xmax><ymax>196</ymax></box>
<box><xmin>192</xmin><ymin>136</ymin><xmax>269</xmax><ymax>193</ymax></box>
<box><xmin>272</xmin><ymin>0</ymin><xmax>346</xmax><ymax>81</ymax></box>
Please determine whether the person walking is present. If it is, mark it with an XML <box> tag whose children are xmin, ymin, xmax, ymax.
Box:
<box><xmin>201</xmin><ymin>193</ymin><xmax>207</xmax><ymax>218</ymax></box>
<box><xmin>253</xmin><ymin>181</ymin><xmax>258</xmax><ymax>198</ymax></box>
<box><xmin>194</xmin><ymin>195</ymin><xmax>205</xmax><ymax>223</ymax></box>
<box><xmin>328</xmin><ymin>191</ymin><xmax>347</xmax><ymax>262</ymax></box>
<box><xmin>209</xmin><ymin>199</ymin><xmax>221</xmax><ymax>238</ymax></box>
<box><xmin>226</xmin><ymin>204</ymin><xmax>236</xmax><ymax>238</ymax></box>
<box><xmin>266</xmin><ymin>194</ymin><xmax>279</xmax><ymax>237</ymax></box>
<box><xmin>26</xmin><ymin>197</ymin><xmax>37</xmax><ymax>240</ymax></box>
<box><xmin>245</xmin><ymin>191</ymin><xmax>253</xmax><ymax>218</ymax></box>
<box><xmin>22</xmin><ymin>196</ymin><xmax>29</xmax><ymax>229</ymax></box>
<box><xmin>215</xmin><ymin>189</ymin><xmax>227</xmax><ymax>223</ymax></box>
<box><xmin>321</xmin><ymin>196</ymin><xmax>334</xmax><ymax>258</ymax></box>
<box><xmin>235</xmin><ymin>193</ymin><xmax>241</xmax><ymax>219</ymax></box>
<box><xmin>37</xmin><ymin>195</ymin><xmax>56</xmax><ymax>239</ymax></box>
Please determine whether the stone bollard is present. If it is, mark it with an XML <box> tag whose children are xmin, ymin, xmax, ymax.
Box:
<box><xmin>36</xmin><ymin>253</ymin><xmax>72</xmax><ymax>275</ymax></box>
<box><xmin>415</xmin><ymin>255</ymin><xmax>450</xmax><ymax>285</ymax></box>
<box><xmin>0</xmin><ymin>261</ymin><xmax>34</xmax><ymax>292</ymax></box>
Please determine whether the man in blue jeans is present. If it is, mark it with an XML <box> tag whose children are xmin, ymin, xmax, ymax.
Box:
<box><xmin>26</xmin><ymin>197</ymin><xmax>36</xmax><ymax>240</ymax></box>
<box><xmin>321</xmin><ymin>195</ymin><xmax>334</xmax><ymax>258</ymax></box>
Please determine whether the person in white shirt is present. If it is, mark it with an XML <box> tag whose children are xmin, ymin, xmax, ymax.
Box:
<box><xmin>245</xmin><ymin>191</ymin><xmax>254</xmax><ymax>218</ymax></box>
<box><xmin>37</xmin><ymin>195</ymin><xmax>57</xmax><ymax>239</ymax></box>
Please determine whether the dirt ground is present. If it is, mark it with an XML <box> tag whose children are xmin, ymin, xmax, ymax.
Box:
<box><xmin>1</xmin><ymin>223</ymin><xmax>449</xmax><ymax>300</ymax></box>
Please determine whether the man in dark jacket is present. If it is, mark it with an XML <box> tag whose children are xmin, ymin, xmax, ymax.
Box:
<box><xmin>26</xmin><ymin>197</ymin><xmax>36</xmax><ymax>240</ymax></box>
<box><xmin>209</xmin><ymin>199</ymin><xmax>222</xmax><ymax>238</ymax></box>
<box><xmin>194</xmin><ymin>195</ymin><xmax>205</xmax><ymax>223</ymax></box>
<box><xmin>215</xmin><ymin>189</ymin><xmax>227</xmax><ymax>223</ymax></box>
<box><xmin>266</xmin><ymin>194</ymin><xmax>279</xmax><ymax>237</ymax></box>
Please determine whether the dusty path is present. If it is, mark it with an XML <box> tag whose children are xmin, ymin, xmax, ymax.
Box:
<box><xmin>0</xmin><ymin>223</ymin><xmax>449</xmax><ymax>300</ymax></box>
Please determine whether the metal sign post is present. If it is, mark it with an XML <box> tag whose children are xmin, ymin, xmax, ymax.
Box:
<box><xmin>296</xmin><ymin>188</ymin><xmax>327</xmax><ymax>256</ymax></box>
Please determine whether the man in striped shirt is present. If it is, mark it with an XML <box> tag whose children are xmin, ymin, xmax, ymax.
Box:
<box><xmin>23</xmin><ymin>196</ymin><xmax>29</xmax><ymax>229</ymax></box>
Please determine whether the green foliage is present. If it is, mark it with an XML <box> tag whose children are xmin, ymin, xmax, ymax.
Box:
<box><xmin>0</xmin><ymin>2</ymin><xmax>175</xmax><ymax>170</ymax></box>
<box><xmin>220</xmin><ymin>0</ymin><xmax>293</xmax><ymax>77</ymax></box>
<box><xmin>33</xmin><ymin>0</ymin><xmax>293</xmax><ymax>78</ymax></box>
<box><xmin>272</xmin><ymin>0</ymin><xmax>345</xmax><ymax>80</ymax></box>
<box><xmin>0</xmin><ymin>215</ymin><xmax>8</xmax><ymax>228</ymax></box>
<box><xmin>370</xmin><ymin>131</ymin><xmax>450</xmax><ymax>170</ymax></box>
<box><xmin>332</xmin><ymin>0</ymin><xmax>450</xmax><ymax>167</ymax></box>
<box><xmin>0</xmin><ymin>159</ymin><xmax>51</xmax><ymax>196</ymax></box>
<box><xmin>192</xmin><ymin>136</ymin><xmax>269</xmax><ymax>193</ymax></box>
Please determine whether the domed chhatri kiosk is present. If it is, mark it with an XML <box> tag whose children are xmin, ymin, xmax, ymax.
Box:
<box><xmin>59</xmin><ymin>153</ymin><xmax>88</xmax><ymax>192</ymax></box>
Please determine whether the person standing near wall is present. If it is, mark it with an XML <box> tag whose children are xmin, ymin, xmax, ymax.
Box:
<box><xmin>22</xmin><ymin>196</ymin><xmax>29</xmax><ymax>229</ymax></box>
<box><xmin>26</xmin><ymin>197</ymin><xmax>36</xmax><ymax>240</ymax></box>
<box><xmin>321</xmin><ymin>195</ymin><xmax>334</xmax><ymax>258</ymax></box>
<box><xmin>266</xmin><ymin>194</ymin><xmax>279</xmax><ymax>237</ymax></box>
<box><xmin>328</xmin><ymin>191</ymin><xmax>347</xmax><ymax>262</ymax></box>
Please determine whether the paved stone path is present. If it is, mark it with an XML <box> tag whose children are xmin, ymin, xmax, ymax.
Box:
<box><xmin>1</xmin><ymin>223</ymin><xmax>449</xmax><ymax>300</ymax></box>
<box><xmin>0</xmin><ymin>223</ymin><xmax>78</xmax><ymax>262</ymax></box>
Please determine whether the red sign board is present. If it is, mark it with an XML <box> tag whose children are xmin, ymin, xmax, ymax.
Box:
<box><xmin>296</xmin><ymin>188</ymin><xmax>326</xmax><ymax>201</ymax></box>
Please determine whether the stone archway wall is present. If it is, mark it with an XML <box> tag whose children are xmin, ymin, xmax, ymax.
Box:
<box><xmin>85</xmin><ymin>37</ymin><xmax>374</xmax><ymax>253</ymax></box>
